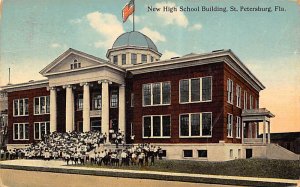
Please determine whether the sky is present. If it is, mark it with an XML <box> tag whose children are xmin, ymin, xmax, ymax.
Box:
<box><xmin>0</xmin><ymin>0</ymin><xmax>299</xmax><ymax>133</ymax></box>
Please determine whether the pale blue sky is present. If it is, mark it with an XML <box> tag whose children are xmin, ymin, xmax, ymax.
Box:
<box><xmin>0</xmin><ymin>0</ymin><xmax>299</xmax><ymax>132</ymax></box>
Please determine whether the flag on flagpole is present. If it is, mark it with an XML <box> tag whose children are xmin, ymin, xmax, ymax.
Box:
<box><xmin>122</xmin><ymin>0</ymin><xmax>135</xmax><ymax>23</ymax></box>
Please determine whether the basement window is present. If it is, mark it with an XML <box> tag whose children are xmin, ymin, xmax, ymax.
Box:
<box><xmin>183</xmin><ymin>150</ymin><xmax>193</xmax><ymax>158</ymax></box>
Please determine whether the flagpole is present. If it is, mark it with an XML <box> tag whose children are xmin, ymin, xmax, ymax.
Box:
<box><xmin>133</xmin><ymin>0</ymin><xmax>135</xmax><ymax>31</ymax></box>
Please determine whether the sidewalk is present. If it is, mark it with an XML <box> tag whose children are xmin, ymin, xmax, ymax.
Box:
<box><xmin>0</xmin><ymin>159</ymin><xmax>299</xmax><ymax>187</ymax></box>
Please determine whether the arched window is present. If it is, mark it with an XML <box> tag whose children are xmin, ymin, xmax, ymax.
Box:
<box><xmin>70</xmin><ymin>59</ymin><xmax>81</xmax><ymax>69</ymax></box>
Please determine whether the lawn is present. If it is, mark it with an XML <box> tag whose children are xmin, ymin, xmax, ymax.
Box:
<box><xmin>78</xmin><ymin>159</ymin><xmax>300</xmax><ymax>179</ymax></box>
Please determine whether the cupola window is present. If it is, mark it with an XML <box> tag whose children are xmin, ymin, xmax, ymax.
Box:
<box><xmin>141</xmin><ymin>54</ymin><xmax>147</xmax><ymax>63</ymax></box>
<box><xmin>122</xmin><ymin>54</ymin><xmax>126</xmax><ymax>65</ymax></box>
<box><xmin>131</xmin><ymin>53</ymin><xmax>137</xmax><ymax>64</ymax></box>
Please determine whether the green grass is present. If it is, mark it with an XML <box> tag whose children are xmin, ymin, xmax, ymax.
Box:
<box><xmin>76</xmin><ymin>159</ymin><xmax>300</xmax><ymax>179</ymax></box>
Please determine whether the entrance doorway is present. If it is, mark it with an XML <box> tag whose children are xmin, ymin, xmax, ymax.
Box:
<box><xmin>91</xmin><ymin>120</ymin><xmax>101</xmax><ymax>131</ymax></box>
<box><xmin>77</xmin><ymin>121</ymin><xmax>83</xmax><ymax>132</ymax></box>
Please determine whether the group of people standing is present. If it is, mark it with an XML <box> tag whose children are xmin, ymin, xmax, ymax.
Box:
<box><xmin>1</xmin><ymin>131</ymin><xmax>164</xmax><ymax>168</ymax></box>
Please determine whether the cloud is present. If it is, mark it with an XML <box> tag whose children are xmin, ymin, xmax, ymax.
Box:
<box><xmin>128</xmin><ymin>15</ymin><xmax>141</xmax><ymax>23</ymax></box>
<box><xmin>50</xmin><ymin>43</ymin><xmax>67</xmax><ymax>50</ymax></box>
<box><xmin>155</xmin><ymin>2</ymin><xmax>188</xmax><ymax>28</ymax></box>
<box><xmin>188</xmin><ymin>24</ymin><xmax>202</xmax><ymax>31</ymax></box>
<box><xmin>86</xmin><ymin>11</ymin><xmax>124</xmax><ymax>49</ymax></box>
<box><xmin>161</xmin><ymin>50</ymin><xmax>180</xmax><ymax>60</ymax></box>
<box><xmin>69</xmin><ymin>18</ymin><xmax>82</xmax><ymax>24</ymax></box>
<box><xmin>139</xmin><ymin>27</ymin><xmax>166</xmax><ymax>43</ymax></box>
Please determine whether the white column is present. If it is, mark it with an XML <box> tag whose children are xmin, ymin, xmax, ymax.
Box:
<box><xmin>50</xmin><ymin>87</ymin><xmax>57</xmax><ymax>133</ymax></box>
<box><xmin>267</xmin><ymin>121</ymin><xmax>271</xmax><ymax>144</ymax></box>
<box><xmin>101</xmin><ymin>80</ymin><xmax>109</xmax><ymax>137</ymax></box>
<box><xmin>263</xmin><ymin>119</ymin><xmax>266</xmax><ymax>144</ymax></box>
<box><xmin>241</xmin><ymin>121</ymin><xmax>244</xmax><ymax>144</ymax></box>
<box><xmin>83</xmin><ymin>83</ymin><xmax>90</xmax><ymax>132</ymax></box>
<box><xmin>118</xmin><ymin>84</ymin><xmax>126</xmax><ymax>136</ymax></box>
<box><xmin>65</xmin><ymin>85</ymin><xmax>74</xmax><ymax>132</ymax></box>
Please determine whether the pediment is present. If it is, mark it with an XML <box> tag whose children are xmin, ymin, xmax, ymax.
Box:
<box><xmin>40</xmin><ymin>48</ymin><xmax>107</xmax><ymax>76</ymax></box>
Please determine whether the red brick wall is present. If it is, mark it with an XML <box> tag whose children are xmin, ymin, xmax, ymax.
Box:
<box><xmin>224</xmin><ymin>63</ymin><xmax>259</xmax><ymax>143</ymax></box>
<box><xmin>129</xmin><ymin>62</ymin><xmax>225</xmax><ymax>144</ymax></box>
<box><xmin>7</xmin><ymin>87</ymin><xmax>50</xmax><ymax>144</ymax></box>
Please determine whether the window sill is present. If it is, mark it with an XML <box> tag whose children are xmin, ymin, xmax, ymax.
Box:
<box><xmin>34</xmin><ymin>113</ymin><xmax>50</xmax><ymax>116</ymax></box>
<box><xmin>13</xmin><ymin>115</ymin><xmax>29</xmax><ymax>117</ymax></box>
<box><xmin>143</xmin><ymin>104</ymin><xmax>171</xmax><ymax>107</ymax></box>
<box><xmin>179</xmin><ymin>136</ymin><xmax>212</xmax><ymax>138</ymax></box>
<box><xmin>227</xmin><ymin>136</ymin><xmax>233</xmax><ymax>138</ymax></box>
<box><xmin>180</xmin><ymin>100</ymin><xmax>212</xmax><ymax>104</ymax></box>
<box><xmin>142</xmin><ymin>136</ymin><xmax>171</xmax><ymax>139</ymax></box>
<box><xmin>13</xmin><ymin>139</ymin><xmax>30</xmax><ymax>141</ymax></box>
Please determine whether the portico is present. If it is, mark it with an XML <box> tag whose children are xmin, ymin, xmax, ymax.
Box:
<box><xmin>41</xmin><ymin>49</ymin><xmax>126</xmax><ymax>139</ymax></box>
<box><xmin>241</xmin><ymin>108</ymin><xmax>275</xmax><ymax>144</ymax></box>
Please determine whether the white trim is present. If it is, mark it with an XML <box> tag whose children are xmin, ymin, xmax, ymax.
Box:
<box><xmin>34</xmin><ymin>121</ymin><xmax>50</xmax><ymax>140</ymax></box>
<box><xmin>236</xmin><ymin>84</ymin><xmax>241</xmax><ymax>108</ymax></box>
<box><xmin>227</xmin><ymin>113</ymin><xmax>233</xmax><ymax>138</ymax></box>
<box><xmin>236</xmin><ymin>116</ymin><xmax>241</xmax><ymax>139</ymax></box>
<box><xmin>244</xmin><ymin>90</ymin><xmax>248</xmax><ymax>110</ymax></box>
<box><xmin>142</xmin><ymin>81</ymin><xmax>171</xmax><ymax>107</ymax></box>
<box><xmin>142</xmin><ymin>115</ymin><xmax>171</xmax><ymax>138</ymax></box>
<box><xmin>249</xmin><ymin>95</ymin><xmax>253</xmax><ymax>109</ymax></box>
<box><xmin>13</xmin><ymin>123</ymin><xmax>29</xmax><ymax>141</ymax></box>
<box><xmin>1</xmin><ymin>79</ymin><xmax>48</xmax><ymax>92</ymax></box>
<box><xmin>179</xmin><ymin>112</ymin><xmax>213</xmax><ymax>138</ymax></box>
<box><xmin>227</xmin><ymin>79</ymin><xmax>233</xmax><ymax>104</ymax></box>
<box><xmin>34</xmin><ymin>96</ymin><xmax>50</xmax><ymax>115</ymax></box>
<box><xmin>127</xmin><ymin>50</ymin><xmax>265</xmax><ymax>92</ymax></box>
<box><xmin>179</xmin><ymin>76</ymin><xmax>212</xmax><ymax>104</ymax></box>
<box><xmin>13</xmin><ymin>98</ymin><xmax>29</xmax><ymax>117</ymax></box>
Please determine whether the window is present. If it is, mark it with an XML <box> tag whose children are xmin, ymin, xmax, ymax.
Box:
<box><xmin>183</xmin><ymin>150</ymin><xmax>193</xmax><ymax>158</ymax></box>
<box><xmin>143</xmin><ymin>84</ymin><xmax>151</xmax><ymax>106</ymax></box>
<box><xmin>122</xmin><ymin>54</ymin><xmax>126</xmax><ymax>65</ymax></box>
<box><xmin>13</xmin><ymin>98</ymin><xmax>29</xmax><ymax>116</ymax></box>
<box><xmin>255</xmin><ymin>99</ymin><xmax>259</xmax><ymax>109</ymax></box>
<box><xmin>34</xmin><ymin>96</ymin><xmax>50</xmax><ymax>115</ymax></box>
<box><xmin>143</xmin><ymin>115</ymin><xmax>171</xmax><ymax>138</ymax></box>
<box><xmin>13</xmin><ymin>123</ymin><xmax>29</xmax><ymax>140</ymax></box>
<box><xmin>143</xmin><ymin>82</ymin><xmax>171</xmax><ymax>106</ymax></box>
<box><xmin>227</xmin><ymin>79</ymin><xmax>233</xmax><ymax>104</ymax></box>
<box><xmin>227</xmin><ymin>113</ymin><xmax>233</xmax><ymax>137</ymax></box>
<box><xmin>113</xmin><ymin>55</ymin><xmax>118</xmax><ymax>65</ymax></box>
<box><xmin>92</xmin><ymin>93</ymin><xmax>101</xmax><ymax>110</ymax></box>
<box><xmin>141</xmin><ymin>54</ymin><xmax>147</xmax><ymax>63</ymax></box>
<box><xmin>198</xmin><ymin>150</ymin><xmax>207</xmax><ymax>158</ymax></box>
<box><xmin>77</xmin><ymin>94</ymin><xmax>83</xmax><ymax>110</ymax></box>
<box><xmin>230</xmin><ymin>149</ymin><xmax>233</xmax><ymax>158</ymax></box>
<box><xmin>180</xmin><ymin>112</ymin><xmax>212</xmax><ymax>137</ymax></box>
<box><xmin>244</xmin><ymin>91</ymin><xmax>248</xmax><ymax>110</ymax></box>
<box><xmin>151</xmin><ymin>56</ymin><xmax>154</xmax><ymax>62</ymax></box>
<box><xmin>34</xmin><ymin>122</ymin><xmax>50</xmax><ymax>140</ymax></box>
<box><xmin>249</xmin><ymin>95</ymin><xmax>253</xmax><ymax>109</ymax></box>
<box><xmin>236</xmin><ymin>116</ymin><xmax>241</xmax><ymax>138</ymax></box>
<box><xmin>70</xmin><ymin>59</ymin><xmax>81</xmax><ymax>69</ymax></box>
<box><xmin>110</xmin><ymin>89</ymin><xmax>118</xmax><ymax>108</ymax></box>
<box><xmin>131</xmin><ymin>53</ymin><xmax>137</xmax><ymax>64</ymax></box>
<box><xmin>179</xmin><ymin>77</ymin><xmax>212</xmax><ymax>103</ymax></box>
<box><xmin>236</xmin><ymin>85</ymin><xmax>241</xmax><ymax>108</ymax></box>
<box><xmin>130</xmin><ymin>93</ymin><xmax>134</xmax><ymax>107</ymax></box>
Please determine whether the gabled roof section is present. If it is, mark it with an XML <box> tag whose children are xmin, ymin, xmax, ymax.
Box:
<box><xmin>40</xmin><ymin>48</ymin><xmax>108</xmax><ymax>76</ymax></box>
